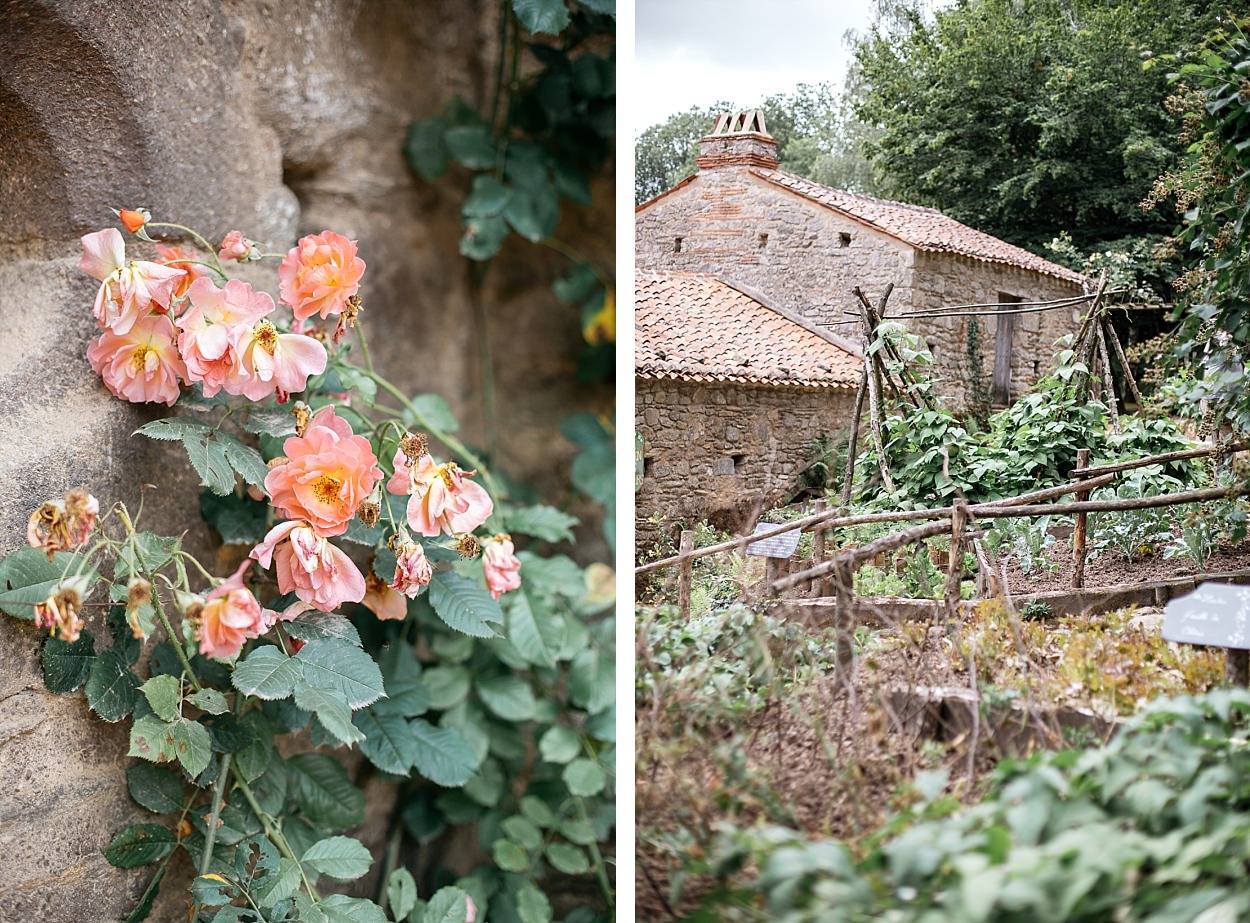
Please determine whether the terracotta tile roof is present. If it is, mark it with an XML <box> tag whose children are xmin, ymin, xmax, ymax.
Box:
<box><xmin>754</xmin><ymin>169</ymin><xmax>1088</xmax><ymax>285</ymax></box>
<box><xmin>636</xmin><ymin>272</ymin><xmax>861</xmax><ymax>389</ymax></box>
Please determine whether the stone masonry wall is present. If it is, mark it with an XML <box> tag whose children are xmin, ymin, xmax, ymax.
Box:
<box><xmin>636</xmin><ymin>168</ymin><xmax>1084</xmax><ymax>405</ymax></box>
<box><xmin>636</xmin><ymin>377</ymin><xmax>857</xmax><ymax>552</ymax></box>
<box><xmin>0</xmin><ymin>3</ymin><xmax>613</xmax><ymax>919</ymax></box>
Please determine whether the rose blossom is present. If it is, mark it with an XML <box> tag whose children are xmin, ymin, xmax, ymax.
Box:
<box><xmin>481</xmin><ymin>534</ymin><xmax>521</xmax><ymax>599</ymax></box>
<box><xmin>362</xmin><ymin>574</ymin><xmax>408</xmax><ymax>621</ymax></box>
<box><xmin>278</xmin><ymin>230</ymin><xmax>366</xmax><ymax>321</ymax></box>
<box><xmin>233</xmin><ymin>319</ymin><xmax>328</xmax><ymax>402</ymax></box>
<box><xmin>177</xmin><ymin>277</ymin><xmax>275</xmax><ymax>397</ymax></box>
<box><xmin>155</xmin><ymin>243</ymin><xmax>208</xmax><ymax>301</ymax></box>
<box><xmin>265</xmin><ymin>406</ymin><xmax>382</xmax><ymax>536</ymax></box>
<box><xmin>34</xmin><ymin>579</ymin><xmax>88</xmax><ymax>643</ymax></box>
<box><xmin>251</xmin><ymin>520</ymin><xmax>366</xmax><ymax>612</ymax></box>
<box><xmin>218</xmin><ymin>230</ymin><xmax>258</xmax><ymax>263</ymax></box>
<box><xmin>391</xmin><ymin>541</ymin><xmax>432</xmax><ymax>597</ymax></box>
<box><xmin>196</xmin><ymin>560</ymin><xmax>269</xmax><ymax>660</ymax></box>
<box><xmin>27</xmin><ymin>488</ymin><xmax>98</xmax><ymax>559</ymax></box>
<box><xmin>78</xmin><ymin>228</ymin><xmax>185</xmax><ymax>334</ymax></box>
<box><xmin>387</xmin><ymin>449</ymin><xmax>493</xmax><ymax>538</ymax></box>
<box><xmin>87</xmin><ymin>313</ymin><xmax>188</xmax><ymax>405</ymax></box>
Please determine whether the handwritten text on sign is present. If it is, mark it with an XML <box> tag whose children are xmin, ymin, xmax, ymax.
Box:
<box><xmin>746</xmin><ymin>524</ymin><xmax>801</xmax><ymax>559</ymax></box>
<box><xmin>1163</xmin><ymin>582</ymin><xmax>1250</xmax><ymax>650</ymax></box>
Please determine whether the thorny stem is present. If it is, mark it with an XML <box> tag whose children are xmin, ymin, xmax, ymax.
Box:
<box><xmin>233</xmin><ymin>772</ymin><xmax>321</xmax><ymax>902</ymax></box>
<box><xmin>199</xmin><ymin>752</ymin><xmax>232</xmax><ymax>876</ymax></box>
<box><xmin>150</xmin><ymin>580</ymin><xmax>202</xmax><ymax>693</ymax></box>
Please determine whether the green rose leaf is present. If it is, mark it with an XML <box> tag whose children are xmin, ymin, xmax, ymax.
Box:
<box><xmin>135</xmin><ymin>417</ymin><xmax>268</xmax><ymax>494</ymax></box>
<box><xmin>233</xmin><ymin>645</ymin><xmax>302</xmax><ymax>700</ymax></box>
<box><xmin>126</xmin><ymin>762</ymin><xmax>185</xmax><ymax>814</ymax></box>
<box><xmin>103</xmin><ymin>823</ymin><xmax>177</xmax><ymax>869</ymax></box>
<box><xmin>429</xmin><ymin>572</ymin><xmax>502</xmax><ymax>638</ymax></box>
<box><xmin>41</xmin><ymin>629</ymin><xmax>95</xmax><ymax>692</ymax></box>
<box><xmin>85</xmin><ymin>648</ymin><xmax>140</xmax><ymax>722</ymax></box>
<box><xmin>187</xmin><ymin>687</ymin><xmax>229</xmax><ymax>715</ymax></box>
<box><xmin>386</xmin><ymin>867</ymin><xmax>418</xmax><ymax>921</ymax></box>
<box><xmin>140</xmin><ymin>674</ymin><xmax>181</xmax><ymax>723</ymax></box>
<box><xmin>301</xmin><ymin>835</ymin><xmax>374</xmax><ymax>882</ymax></box>
<box><xmin>515</xmin><ymin>882</ymin><xmax>553</xmax><ymax>923</ymax></box>
<box><xmin>545</xmin><ymin>842</ymin><xmax>590</xmax><ymax>875</ymax></box>
<box><xmin>0</xmin><ymin>547</ymin><xmax>98</xmax><ymax>620</ymax></box>
<box><xmin>563</xmin><ymin>758</ymin><xmax>606</xmax><ymax>797</ymax></box>
<box><xmin>295</xmin><ymin>639</ymin><xmax>386</xmax><ymax>709</ymax></box>
<box><xmin>512</xmin><ymin>0</ymin><xmax>571</xmax><ymax>35</ymax></box>
<box><xmin>356</xmin><ymin>710</ymin><xmax>419</xmax><ymax>775</ymax></box>
<box><xmin>424</xmin><ymin>886</ymin><xmax>473</xmax><ymax>923</ymax></box>
<box><xmin>410</xmin><ymin>718</ymin><xmax>479</xmax><ymax>787</ymax></box>
<box><xmin>538</xmin><ymin>725</ymin><xmax>582</xmax><ymax>764</ymax></box>
<box><xmin>168</xmin><ymin>718</ymin><xmax>213</xmax><ymax>778</ymax></box>
<box><xmin>288</xmin><ymin>753</ymin><xmax>366</xmax><ymax>832</ymax></box>
<box><xmin>293</xmin><ymin>682</ymin><xmax>366</xmax><ymax>747</ymax></box>
<box><xmin>501</xmin><ymin>504</ymin><xmax>578</xmax><ymax>542</ymax></box>
<box><xmin>476</xmin><ymin>675</ymin><xmax>537</xmax><ymax>722</ymax></box>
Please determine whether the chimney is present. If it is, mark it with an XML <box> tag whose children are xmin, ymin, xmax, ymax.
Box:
<box><xmin>696</xmin><ymin>110</ymin><xmax>780</xmax><ymax>171</ymax></box>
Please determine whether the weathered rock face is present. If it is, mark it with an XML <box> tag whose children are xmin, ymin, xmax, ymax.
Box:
<box><xmin>636</xmin><ymin>378</ymin><xmax>857</xmax><ymax>551</ymax></box>
<box><xmin>0</xmin><ymin>2</ymin><xmax>613</xmax><ymax>919</ymax></box>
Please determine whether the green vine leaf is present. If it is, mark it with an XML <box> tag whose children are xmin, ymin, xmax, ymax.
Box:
<box><xmin>232</xmin><ymin>646</ymin><xmax>302</xmax><ymax>700</ymax></box>
<box><xmin>103</xmin><ymin>824</ymin><xmax>177</xmax><ymax>869</ymax></box>
<box><xmin>126</xmin><ymin>762</ymin><xmax>185</xmax><ymax>815</ymax></box>
<box><xmin>41</xmin><ymin>630</ymin><xmax>95</xmax><ymax>692</ymax></box>
<box><xmin>140</xmin><ymin>674</ymin><xmax>181</xmax><ymax>723</ymax></box>
<box><xmin>409</xmin><ymin>718</ymin><xmax>478</xmax><ymax>787</ymax></box>
<box><xmin>423</xmin><ymin>886</ymin><xmax>473</xmax><ymax>923</ymax></box>
<box><xmin>295</xmin><ymin>639</ymin><xmax>386</xmax><ymax>709</ymax></box>
<box><xmin>288</xmin><ymin>753</ymin><xmax>366</xmax><ymax>832</ymax></box>
<box><xmin>85</xmin><ymin>649</ymin><xmax>140</xmax><ymax>722</ymax></box>
<box><xmin>0</xmin><ymin>548</ymin><xmax>98</xmax><ymax>620</ymax></box>
<box><xmin>135</xmin><ymin>417</ymin><xmax>268</xmax><ymax>495</ymax></box>
<box><xmin>356</xmin><ymin>710</ymin><xmax>419</xmax><ymax>775</ymax></box>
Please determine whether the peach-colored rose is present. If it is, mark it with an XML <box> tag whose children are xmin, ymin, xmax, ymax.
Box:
<box><xmin>265</xmin><ymin>406</ymin><xmax>382</xmax><ymax>536</ymax></box>
<box><xmin>79</xmin><ymin>228</ymin><xmax>185</xmax><ymax>333</ymax></box>
<box><xmin>218</xmin><ymin>230</ymin><xmax>258</xmax><ymax>263</ymax></box>
<box><xmin>155</xmin><ymin>243</ymin><xmax>208</xmax><ymax>301</ymax></box>
<box><xmin>177</xmin><ymin>277</ymin><xmax>275</xmax><ymax>397</ymax></box>
<box><xmin>391</xmin><ymin>541</ymin><xmax>432</xmax><ymax>597</ymax></box>
<box><xmin>387</xmin><ymin>449</ymin><xmax>493</xmax><ymax>538</ymax></box>
<box><xmin>278</xmin><ymin>230</ymin><xmax>366</xmax><ymax>321</ymax></box>
<box><xmin>362</xmin><ymin>573</ymin><xmax>408</xmax><ymax>620</ymax></box>
<box><xmin>233</xmin><ymin>319</ymin><xmax>328</xmax><ymax>402</ymax></box>
<box><xmin>251</xmin><ymin>520</ymin><xmax>366</xmax><ymax>612</ymax></box>
<box><xmin>118</xmin><ymin>208</ymin><xmax>150</xmax><ymax>234</ymax></box>
<box><xmin>87</xmin><ymin>313</ymin><xmax>188</xmax><ymax>406</ymax></box>
<box><xmin>481</xmin><ymin>534</ymin><xmax>521</xmax><ymax>599</ymax></box>
<box><xmin>196</xmin><ymin>560</ymin><xmax>269</xmax><ymax>660</ymax></box>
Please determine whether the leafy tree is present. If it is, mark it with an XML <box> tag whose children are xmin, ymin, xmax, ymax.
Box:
<box><xmin>634</xmin><ymin>84</ymin><xmax>882</xmax><ymax>203</ymax></box>
<box><xmin>851</xmin><ymin>0</ymin><xmax>1225</xmax><ymax>252</ymax></box>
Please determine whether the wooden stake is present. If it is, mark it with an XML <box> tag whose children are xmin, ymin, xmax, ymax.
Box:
<box><xmin>860</xmin><ymin>306</ymin><xmax>896</xmax><ymax>493</ymax></box>
<box><xmin>677</xmin><ymin>530</ymin><xmax>694</xmax><ymax>618</ymax></box>
<box><xmin>1104</xmin><ymin>318</ymin><xmax>1145</xmax><ymax>410</ymax></box>
<box><xmin>945</xmin><ymin>500</ymin><xmax>968</xmax><ymax>624</ymax></box>
<box><xmin>810</xmin><ymin>500</ymin><xmax>828</xmax><ymax>598</ymax></box>
<box><xmin>841</xmin><ymin>368</ymin><xmax>868</xmax><ymax>508</ymax></box>
<box><xmin>1096</xmin><ymin>322</ymin><xmax>1120</xmax><ymax>433</ymax></box>
<box><xmin>1228</xmin><ymin>649</ymin><xmax>1249</xmax><ymax>686</ymax></box>
<box><xmin>834</xmin><ymin>559</ymin><xmax>856</xmax><ymax>682</ymax></box>
<box><xmin>1073</xmin><ymin>449</ymin><xmax>1090</xmax><ymax>590</ymax></box>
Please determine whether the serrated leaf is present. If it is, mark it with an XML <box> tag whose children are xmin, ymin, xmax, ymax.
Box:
<box><xmin>502</xmin><ymin>505</ymin><xmax>578</xmax><ymax>542</ymax></box>
<box><xmin>444</xmin><ymin>124</ymin><xmax>496</xmax><ymax>169</ymax></box>
<box><xmin>0</xmin><ymin>547</ymin><xmax>98</xmax><ymax>620</ymax></box>
<box><xmin>192</xmin><ymin>873</ymin><xmax>236</xmax><ymax>906</ymax></box>
<box><xmin>239</xmin><ymin>405</ymin><xmax>298</xmax><ymax>437</ymax></box>
<box><xmin>538</xmin><ymin>725</ymin><xmax>582</xmax><ymax>764</ymax></box>
<box><xmin>253</xmin><ymin>856</ymin><xmax>301</xmax><ymax>908</ymax></box>
<box><xmin>406</xmin><ymin>393</ymin><xmax>461</xmax><ymax>434</ymax></box>
<box><xmin>476</xmin><ymin>675</ymin><xmax>537</xmax><ymax>721</ymax></box>
<box><xmin>41</xmin><ymin>630</ymin><xmax>95</xmax><ymax>692</ymax></box>
<box><xmin>410</xmin><ymin>718</ymin><xmax>478</xmax><ymax>786</ymax></box>
<box><xmin>288</xmin><ymin>753</ymin><xmax>365</xmax><ymax>832</ymax></box>
<box><xmin>115</xmin><ymin>533</ymin><xmax>180</xmax><ymax>580</ymax></box>
<box><xmin>169</xmin><ymin>718</ymin><xmax>213</xmax><ymax>777</ymax></box>
<box><xmin>85</xmin><ymin>649</ymin><xmax>140</xmax><ymax>722</ymax></box>
<box><xmin>356</xmin><ymin>710</ymin><xmax>418</xmax><ymax>774</ymax></box>
<box><xmin>545</xmin><ymin>842</ymin><xmax>590</xmax><ymax>874</ymax></box>
<box><xmin>233</xmin><ymin>646</ymin><xmax>302</xmax><ymax>700</ymax></box>
<box><xmin>234</xmin><ymin>709</ymin><xmax>275</xmax><ymax>782</ymax></box>
<box><xmin>424</xmin><ymin>887</ymin><xmax>473</xmax><ymax>923</ymax></box>
<box><xmin>129</xmin><ymin>715</ymin><xmax>176</xmax><ymax>763</ymax></box>
<box><xmin>127</xmin><ymin>762</ymin><xmax>185</xmax><ymax>814</ymax></box>
<box><xmin>463</xmin><ymin>174</ymin><xmax>512</xmax><ymax>217</ymax></box>
<box><xmin>492</xmin><ymin>838</ymin><xmax>529</xmax><ymax>873</ymax></box>
<box><xmin>515</xmin><ymin>882</ymin><xmax>552</xmax><ymax>923</ymax></box>
<box><xmin>293</xmin><ymin>682</ymin><xmax>366</xmax><ymax>746</ymax></box>
<box><xmin>284</xmin><ymin>613</ymin><xmax>362</xmax><ymax>647</ymax></box>
<box><xmin>103</xmin><ymin>823</ymin><xmax>176</xmax><ymax>868</ymax></box>
<box><xmin>422</xmin><ymin>665</ymin><xmax>471</xmax><ymax>710</ymax></box>
<box><xmin>520</xmin><ymin>795</ymin><xmax>556</xmax><ymax>827</ymax></box>
<box><xmin>387</xmin><ymin>868</ymin><xmax>418</xmax><ymax>921</ymax></box>
<box><xmin>503</xmin><ymin>185</ymin><xmax>560</xmax><ymax>242</ymax></box>
<box><xmin>429</xmin><ymin>572</ymin><xmax>502</xmax><ymax>638</ymax></box>
<box><xmin>188</xmin><ymin>687</ymin><xmax>229</xmax><ymax>715</ymax></box>
<box><xmin>301</xmin><ymin>835</ymin><xmax>373</xmax><ymax>881</ymax></box>
<box><xmin>505</xmin><ymin>586</ymin><xmax>563</xmax><ymax>667</ymax></box>
<box><xmin>125</xmin><ymin>867</ymin><xmax>166</xmax><ymax>923</ymax></box>
<box><xmin>135</xmin><ymin>418</ymin><xmax>268</xmax><ymax>495</ymax></box>
<box><xmin>141</xmin><ymin>674</ymin><xmax>182</xmax><ymax>723</ymax></box>
<box><xmin>460</xmin><ymin>214</ymin><xmax>509</xmax><ymax>261</ymax></box>
<box><xmin>512</xmin><ymin>0</ymin><xmax>570</xmax><ymax>34</ymax></box>
<box><xmin>320</xmin><ymin>894</ymin><xmax>389</xmax><ymax>923</ymax></box>
<box><xmin>295</xmin><ymin>639</ymin><xmax>385</xmax><ymax>709</ymax></box>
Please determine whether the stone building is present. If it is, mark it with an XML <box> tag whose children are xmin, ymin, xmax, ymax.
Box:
<box><xmin>635</xmin><ymin>271</ymin><xmax>861</xmax><ymax>549</ymax></box>
<box><xmin>0</xmin><ymin>3</ymin><xmax>612</xmax><ymax>919</ymax></box>
<box><xmin>636</xmin><ymin>111</ymin><xmax>1088</xmax><ymax>410</ymax></box>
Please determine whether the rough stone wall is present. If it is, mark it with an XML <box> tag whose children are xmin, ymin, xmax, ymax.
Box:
<box><xmin>635</xmin><ymin>167</ymin><xmax>1083</xmax><ymax>404</ymax></box>
<box><xmin>636</xmin><ymin>377</ymin><xmax>857</xmax><ymax>552</ymax></box>
<box><xmin>0</xmin><ymin>2</ymin><xmax>613</xmax><ymax>920</ymax></box>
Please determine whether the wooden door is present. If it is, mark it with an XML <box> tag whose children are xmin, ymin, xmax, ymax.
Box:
<box><xmin>993</xmin><ymin>293</ymin><xmax>1022</xmax><ymax>405</ymax></box>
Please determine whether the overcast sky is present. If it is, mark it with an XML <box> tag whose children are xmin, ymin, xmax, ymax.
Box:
<box><xmin>632</xmin><ymin>0</ymin><xmax>880</xmax><ymax>133</ymax></box>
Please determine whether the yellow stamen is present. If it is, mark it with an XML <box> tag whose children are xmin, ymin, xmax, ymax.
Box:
<box><xmin>130</xmin><ymin>344</ymin><xmax>155</xmax><ymax>372</ymax></box>
<box><xmin>253</xmin><ymin>320</ymin><xmax>279</xmax><ymax>355</ymax></box>
<box><xmin>311</xmin><ymin>474</ymin><xmax>343</xmax><ymax>505</ymax></box>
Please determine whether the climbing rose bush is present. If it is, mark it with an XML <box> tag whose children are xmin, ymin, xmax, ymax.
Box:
<box><xmin>0</xmin><ymin>206</ymin><xmax>622</xmax><ymax>923</ymax></box>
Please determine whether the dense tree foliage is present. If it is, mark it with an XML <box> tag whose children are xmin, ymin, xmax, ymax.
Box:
<box><xmin>634</xmin><ymin>84</ymin><xmax>880</xmax><ymax>203</ymax></box>
<box><xmin>851</xmin><ymin>0</ymin><xmax>1225</xmax><ymax>253</ymax></box>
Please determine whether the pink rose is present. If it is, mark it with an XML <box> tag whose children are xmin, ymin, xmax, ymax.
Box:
<box><xmin>278</xmin><ymin>230</ymin><xmax>366</xmax><ymax>321</ymax></box>
<box><xmin>233</xmin><ymin>319</ymin><xmax>328</xmax><ymax>402</ymax></box>
<box><xmin>79</xmin><ymin>228</ymin><xmax>186</xmax><ymax>334</ymax></box>
<box><xmin>481</xmin><ymin>534</ymin><xmax>521</xmax><ymax>599</ymax></box>
<box><xmin>265</xmin><ymin>406</ymin><xmax>382</xmax><ymax>536</ymax></box>
<box><xmin>87</xmin><ymin>313</ymin><xmax>187</xmax><ymax>406</ymax></box>
<box><xmin>251</xmin><ymin>521</ymin><xmax>366</xmax><ymax>612</ymax></box>
<box><xmin>391</xmin><ymin>541</ymin><xmax>432</xmax><ymax>597</ymax></box>
<box><xmin>155</xmin><ymin>243</ymin><xmax>208</xmax><ymax>302</ymax></box>
<box><xmin>387</xmin><ymin>449</ymin><xmax>493</xmax><ymax>538</ymax></box>
<box><xmin>362</xmin><ymin>574</ymin><xmax>408</xmax><ymax>621</ymax></box>
<box><xmin>218</xmin><ymin>230</ymin><xmax>258</xmax><ymax>263</ymax></box>
<box><xmin>177</xmin><ymin>278</ymin><xmax>275</xmax><ymax>397</ymax></box>
<box><xmin>197</xmin><ymin>560</ymin><xmax>269</xmax><ymax>660</ymax></box>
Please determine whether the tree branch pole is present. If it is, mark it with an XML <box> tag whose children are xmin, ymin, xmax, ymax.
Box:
<box><xmin>840</xmin><ymin>367</ymin><xmax>869</xmax><ymax>508</ymax></box>
<box><xmin>677</xmin><ymin>530</ymin><xmax>694</xmax><ymax>618</ymax></box>
<box><xmin>1072</xmin><ymin>448</ymin><xmax>1091</xmax><ymax>590</ymax></box>
<box><xmin>1069</xmin><ymin>440</ymin><xmax>1250</xmax><ymax>478</ymax></box>
<box><xmin>1096</xmin><ymin>321</ymin><xmax>1120</xmax><ymax>433</ymax></box>
<box><xmin>1104</xmin><ymin>318</ymin><xmax>1145</xmax><ymax>409</ymax></box>
<box><xmin>945</xmin><ymin>500</ymin><xmax>968</xmax><ymax>625</ymax></box>
<box><xmin>859</xmin><ymin>301</ymin><xmax>896</xmax><ymax>493</ymax></box>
